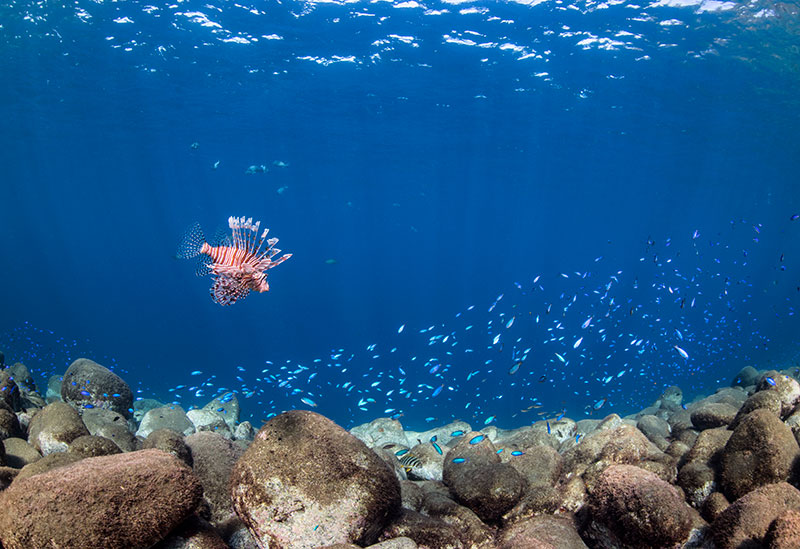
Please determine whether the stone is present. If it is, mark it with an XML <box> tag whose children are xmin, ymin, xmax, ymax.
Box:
<box><xmin>678</xmin><ymin>461</ymin><xmax>717</xmax><ymax>508</ymax></box>
<box><xmin>2</xmin><ymin>437</ymin><xmax>41</xmax><ymax>468</ymax></box>
<box><xmin>401</xmin><ymin>440</ymin><xmax>446</xmax><ymax>482</ymax></box>
<box><xmin>563</xmin><ymin>424</ymin><xmax>665</xmax><ymax>473</ymax></box>
<box><xmin>379</xmin><ymin>509</ymin><xmax>465</xmax><ymax>549</ymax></box>
<box><xmin>636</xmin><ymin>414</ymin><xmax>671</xmax><ymax>450</ymax></box>
<box><xmin>0</xmin><ymin>370</ymin><xmax>20</xmax><ymax>411</ymax></box>
<box><xmin>690</xmin><ymin>402</ymin><xmax>738</xmax><ymax>430</ymax></box>
<box><xmin>350</xmin><ymin>417</ymin><xmax>410</xmax><ymax>449</ymax></box>
<box><xmin>80</xmin><ymin>407</ymin><xmax>138</xmax><ymax>451</ymax></box>
<box><xmin>711</xmin><ymin>482</ymin><xmax>800</xmax><ymax>549</ymax></box>
<box><xmin>442</xmin><ymin>432</ymin><xmax>526</xmax><ymax>522</ymax></box>
<box><xmin>0</xmin><ymin>405</ymin><xmax>22</xmax><ymax>440</ymax></box>
<box><xmin>234</xmin><ymin>420</ymin><xmax>255</xmax><ymax>442</ymax></box>
<box><xmin>732</xmin><ymin>366</ymin><xmax>760</xmax><ymax>388</ymax></box>
<box><xmin>151</xmin><ymin>514</ymin><xmax>229</xmax><ymax>549</ymax></box>
<box><xmin>137</xmin><ymin>405</ymin><xmax>195</xmax><ymax>439</ymax></box>
<box><xmin>68</xmin><ymin>434</ymin><xmax>122</xmax><ymax>457</ymax></box>
<box><xmin>503</xmin><ymin>443</ymin><xmax>563</xmax><ymax>488</ymax></box>
<box><xmin>684</xmin><ymin>427</ymin><xmax>731</xmax><ymax>467</ymax></box>
<box><xmin>588</xmin><ymin>464</ymin><xmax>693</xmax><ymax>548</ymax></box>
<box><xmin>0</xmin><ymin>449</ymin><xmax>203</xmax><ymax>549</ymax></box>
<box><xmin>187</xmin><ymin>409</ymin><xmax>232</xmax><ymax>438</ymax></box>
<box><xmin>133</xmin><ymin>398</ymin><xmax>164</xmax><ymax>423</ymax></box>
<box><xmin>364</xmin><ymin>538</ymin><xmax>417</xmax><ymax>549</ymax></box>
<box><xmin>230</xmin><ymin>410</ymin><xmax>401</xmax><ymax>548</ymax></box>
<box><xmin>731</xmin><ymin>390</ymin><xmax>782</xmax><ymax>429</ymax></box>
<box><xmin>143</xmin><ymin>428</ymin><xmax>194</xmax><ymax>466</ymax></box>
<box><xmin>0</xmin><ymin>466</ymin><xmax>17</xmax><ymax>490</ymax></box>
<box><xmin>757</xmin><ymin>372</ymin><xmax>800</xmax><ymax>417</ymax></box>
<box><xmin>14</xmin><ymin>451</ymin><xmax>84</xmax><ymax>481</ymax></box>
<box><xmin>27</xmin><ymin>401</ymin><xmax>90</xmax><ymax>455</ymax></box>
<box><xmin>764</xmin><ymin>508</ymin><xmax>800</xmax><ymax>549</ymax></box>
<box><xmin>701</xmin><ymin>491</ymin><xmax>730</xmax><ymax>523</ymax></box>
<box><xmin>661</xmin><ymin>385</ymin><xmax>684</xmax><ymax>407</ymax></box>
<box><xmin>6</xmin><ymin>363</ymin><xmax>36</xmax><ymax>392</ymax></box>
<box><xmin>202</xmin><ymin>392</ymin><xmax>240</xmax><ymax>431</ymax></box>
<box><xmin>46</xmin><ymin>375</ymin><xmax>62</xmax><ymax>403</ymax></box>
<box><xmin>61</xmin><ymin>358</ymin><xmax>133</xmax><ymax>418</ymax></box>
<box><xmin>720</xmin><ymin>409</ymin><xmax>800</xmax><ymax>500</ymax></box>
<box><xmin>498</xmin><ymin>514</ymin><xmax>588</xmax><ymax>549</ymax></box>
<box><xmin>419</xmin><ymin>491</ymin><xmax>494</xmax><ymax>547</ymax></box>
<box><xmin>185</xmin><ymin>432</ymin><xmax>244</xmax><ymax>525</ymax></box>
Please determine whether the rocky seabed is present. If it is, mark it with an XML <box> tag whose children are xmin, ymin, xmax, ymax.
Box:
<box><xmin>1</xmin><ymin>357</ymin><xmax>800</xmax><ymax>548</ymax></box>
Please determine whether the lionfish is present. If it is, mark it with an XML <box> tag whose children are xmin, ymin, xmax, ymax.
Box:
<box><xmin>177</xmin><ymin>216</ymin><xmax>291</xmax><ymax>306</ymax></box>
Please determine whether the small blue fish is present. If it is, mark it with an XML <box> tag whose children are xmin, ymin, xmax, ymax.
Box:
<box><xmin>484</xmin><ymin>415</ymin><xmax>496</xmax><ymax>425</ymax></box>
<box><xmin>452</xmin><ymin>457</ymin><xmax>466</xmax><ymax>464</ymax></box>
<box><xmin>450</xmin><ymin>430</ymin><xmax>465</xmax><ymax>437</ymax></box>
<box><xmin>430</xmin><ymin>435</ymin><xmax>438</xmax><ymax>442</ymax></box>
<box><xmin>511</xmin><ymin>450</ymin><xmax>524</xmax><ymax>456</ymax></box>
<box><xmin>546</xmin><ymin>421</ymin><xmax>551</xmax><ymax>434</ymax></box>
<box><xmin>575</xmin><ymin>433</ymin><xmax>582</xmax><ymax>443</ymax></box>
<box><xmin>496</xmin><ymin>448</ymin><xmax>504</xmax><ymax>454</ymax></box>
<box><xmin>765</xmin><ymin>376</ymin><xmax>776</xmax><ymax>386</ymax></box>
<box><xmin>432</xmin><ymin>384</ymin><xmax>444</xmax><ymax>397</ymax></box>
<box><xmin>395</xmin><ymin>449</ymin><xmax>410</xmax><ymax>457</ymax></box>
<box><xmin>431</xmin><ymin>441</ymin><xmax>443</xmax><ymax>455</ymax></box>
<box><xmin>80</xmin><ymin>390</ymin><xmax>91</xmax><ymax>397</ymax></box>
<box><xmin>469</xmin><ymin>434</ymin><xmax>485</xmax><ymax>445</ymax></box>
<box><xmin>84</xmin><ymin>404</ymin><xmax>95</xmax><ymax>409</ymax></box>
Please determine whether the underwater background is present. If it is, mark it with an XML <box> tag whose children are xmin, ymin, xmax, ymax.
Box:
<box><xmin>1</xmin><ymin>0</ymin><xmax>799</xmax><ymax>430</ymax></box>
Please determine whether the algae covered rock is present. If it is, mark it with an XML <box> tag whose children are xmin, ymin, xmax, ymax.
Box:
<box><xmin>588</xmin><ymin>464</ymin><xmax>693</xmax><ymax>548</ymax></box>
<box><xmin>0</xmin><ymin>449</ymin><xmax>203</xmax><ymax>549</ymax></box>
<box><xmin>230</xmin><ymin>410</ymin><xmax>401</xmax><ymax>549</ymax></box>
<box><xmin>27</xmin><ymin>401</ymin><xmax>90</xmax><ymax>455</ymax></box>
<box><xmin>61</xmin><ymin>358</ymin><xmax>133</xmax><ymax>418</ymax></box>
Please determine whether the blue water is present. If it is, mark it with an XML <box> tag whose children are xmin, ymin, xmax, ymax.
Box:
<box><xmin>2</xmin><ymin>0</ymin><xmax>799</xmax><ymax>429</ymax></box>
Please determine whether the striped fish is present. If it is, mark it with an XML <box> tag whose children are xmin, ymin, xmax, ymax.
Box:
<box><xmin>398</xmin><ymin>453</ymin><xmax>423</xmax><ymax>473</ymax></box>
<box><xmin>178</xmin><ymin>216</ymin><xmax>292</xmax><ymax>306</ymax></box>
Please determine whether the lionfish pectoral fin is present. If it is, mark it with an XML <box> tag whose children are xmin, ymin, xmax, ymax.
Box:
<box><xmin>195</xmin><ymin>255</ymin><xmax>212</xmax><ymax>277</ymax></box>
<box><xmin>210</xmin><ymin>274</ymin><xmax>250</xmax><ymax>306</ymax></box>
<box><xmin>176</xmin><ymin>222</ymin><xmax>206</xmax><ymax>259</ymax></box>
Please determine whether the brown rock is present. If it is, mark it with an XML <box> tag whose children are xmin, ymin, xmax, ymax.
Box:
<box><xmin>712</xmin><ymin>482</ymin><xmax>800</xmax><ymax>549</ymax></box>
<box><xmin>142</xmin><ymin>428</ymin><xmax>193</xmax><ymax>466</ymax></box>
<box><xmin>0</xmin><ymin>449</ymin><xmax>203</xmax><ymax>549</ymax></box>
<box><xmin>151</xmin><ymin>514</ymin><xmax>229</xmax><ymax>549</ymax></box>
<box><xmin>588</xmin><ymin>464</ymin><xmax>693</xmax><ymax>548</ymax></box>
<box><xmin>185</xmin><ymin>431</ymin><xmax>244</xmax><ymax>525</ymax></box>
<box><xmin>379</xmin><ymin>508</ymin><xmax>465</xmax><ymax>549</ymax></box>
<box><xmin>2</xmin><ymin>437</ymin><xmax>40</xmax><ymax>468</ymax></box>
<box><xmin>720</xmin><ymin>409</ymin><xmax>800</xmax><ymax>500</ymax></box>
<box><xmin>498</xmin><ymin>514</ymin><xmax>588</xmax><ymax>549</ymax></box>
<box><xmin>27</xmin><ymin>401</ymin><xmax>90</xmax><ymax>455</ymax></box>
<box><xmin>690</xmin><ymin>402</ymin><xmax>738</xmax><ymax>430</ymax></box>
<box><xmin>67</xmin><ymin>434</ymin><xmax>122</xmax><ymax>457</ymax></box>
<box><xmin>764</xmin><ymin>508</ymin><xmax>800</xmax><ymax>549</ymax></box>
<box><xmin>701</xmin><ymin>491</ymin><xmax>730</xmax><ymax>523</ymax></box>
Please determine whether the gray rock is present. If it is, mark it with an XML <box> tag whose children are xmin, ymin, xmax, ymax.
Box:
<box><xmin>231</xmin><ymin>410</ymin><xmax>401</xmax><ymax>548</ymax></box>
<box><xmin>142</xmin><ymin>429</ymin><xmax>193</xmax><ymax>467</ymax></box>
<box><xmin>46</xmin><ymin>375</ymin><xmax>63</xmax><ymax>403</ymax></box>
<box><xmin>350</xmin><ymin>417</ymin><xmax>410</xmax><ymax>449</ymax></box>
<box><xmin>379</xmin><ymin>509</ymin><xmax>465</xmax><ymax>549</ymax></box>
<box><xmin>691</xmin><ymin>402</ymin><xmax>739</xmax><ymax>430</ymax></box>
<box><xmin>133</xmin><ymin>398</ymin><xmax>164</xmax><ymax>423</ymax></box>
<box><xmin>136</xmin><ymin>405</ymin><xmax>195</xmax><ymax>439</ymax></box>
<box><xmin>187</xmin><ymin>409</ymin><xmax>231</xmax><ymax>438</ymax></box>
<box><xmin>756</xmin><ymin>371</ymin><xmax>800</xmax><ymax>417</ymax></box>
<box><xmin>151</xmin><ymin>515</ymin><xmax>229</xmax><ymax>549</ymax></box>
<box><xmin>0</xmin><ymin>370</ymin><xmax>20</xmax><ymax>411</ymax></box>
<box><xmin>732</xmin><ymin>366</ymin><xmax>760</xmax><ymax>388</ymax></box>
<box><xmin>80</xmin><ymin>407</ymin><xmax>138</xmax><ymax>452</ymax></box>
<box><xmin>637</xmin><ymin>414</ymin><xmax>671</xmax><ymax>450</ymax></box>
<box><xmin>499</xmin><ymin>514</ymin><xmax>588</xmax><ymax>549</ymax></box>
<box><xmin>61</xmin><ymin>358</ymin><xmax>133</xmax><ymax>418</ymax></box>
<box><xmin>233</xmin><ymin>420</ymin><xmax>255</xmax><ymax>442</ymax></box>
<box><xmin>6</xmin><ymin>362</ymin><xmax>36</xmax><ymax>392</ymax></box>
<box><xmin>27</xmin><ymin>402</ymin><xmax>90</xmax><ymax>455</ymax></box>
<box><xmin>2</xmin><ymin>437</ymin><xmax>41</xmax><ymax>468</ymax></box>
<box><xmin>185</xmin><ymin>432</ymin><xmax>245</xmax><ymax>525</ymax></box>
<box><xmin>0</xmin><ymin>405</ymin><xmax>23</xmax><ymax>441</ymax></box>
<box><xmin>202</xmin><ymin>392</ymin><xmax>240</xmax><ymax>431</ymax></box>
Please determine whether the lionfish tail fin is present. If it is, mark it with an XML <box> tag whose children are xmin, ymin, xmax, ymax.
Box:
<box><xmin>176</xmin><ymin>222</ymin><xmax>206</xmax><ymax>259</ymax></box>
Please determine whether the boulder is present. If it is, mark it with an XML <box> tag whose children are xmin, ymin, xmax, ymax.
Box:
<box><xmin>67</xmin><ymin>434</ymin><xmax>122</xmax><ymax>457</ymax></box>
<box><xmin>142</xmin><ymin>428</ymin><xmax>193</xmax><ymax>466</ymax></box>
<box><xmin>419</xmin><ymin>491</ymin><xmax>494</xmax><ymax>547</ymax></box>
<box><xmin>691</xmin><ymin>403</ymin><xmax>738</xmax><ymax>430</ymax></box>
<box><xmin>732</xmin><ymin>366</ymin><xmax>760</xmax><ymax>388</ymax></box>
<box><xmin>764</xmin><ymin>508</ymin><xmax>800</xmax><ymax>549</ymax></box>
<box><xmin>379</xmin><ymin>508</ymin><xmax>465</xmax><ymax>549</ymax></box>
<box><xmin>0</xmin><ymin>370</ymin><xmax>20</xmax><ymax>411</ymax></box>
<box><xmin>202</xmin><ymin>392</ymin><xmax>240</xmax><ymax>432</ymax></box>
<box><xmin>0</xmin><ymin>449</ymin><xmax>203</xmax><ymax>549</ymax></box>
<box><xmin>712</xmin><ymin>482</ymin><xmax>800</xmax><ymax>549</ymax></box>
<box><xmin>187</xmin><ymin>409</ymin><xmax>231</xmax><ymax>438</ymax></box>
<box><xmin>0</xmin><ymin>405</ymin><xmax>23</xmax><ymax>440</ymax></box>
<box><xmin>757</xmin><ymin>371</ymin><xmax>800</xmax><ymax>417</ymax></box>
<box><xmin>2</xmin><ymin>437</ymin><xmax>41</xmax><ymax>468</ymax></box>
<box><xmin>137</xmin><ymin>405</ymin><xmax>195</xmax><ymax>439</ymax></box>
<box><xmin>636</xmin><ymin>415</ymin><xmax>671</xmax><ymax>451</ymax></box>
<box><xmin>234</xmin><ymin>421</ymin><xmax>255</xmax><ymax>442</ymax></box>
<box><xmin>720</xmin><ymin>409</ymin><xmax>800</xmax><ymax>500</ymax></box>
<box><xmin>588</xmin><ymin>464</ymin><xmax>693</xmax><ymax>548</ymax></box>
<box><xmin>80</xmin><ymin>408</ymin><xmax>138</xmax><ymax>451</ymax></box>
<box><xmin>61</xmin><ymin>358</ymin><xmax>133</xmax><ymax>418</ymax></box>
<box><xmin>350</xmin><ymin>417</ymin><xmax>410</xmax><ymax>449</ymax></box>
<box><xmin>185</xmin><ymin>431</ymin><xmax>245</xmax><ymax>525</ymax></box>
<box><xmin>27</xmin><ymin>401</ymin><xmax>90</xmax><ymax>455</ymax></box>
<box><xmin>230</xmin><ymin>410</ymin><xmax>401</xmax><ymax>548</ymax></box>
<box><xmin>151</xmin><ymin>514</ymin><xmax>229</xmax><ymax>549</ymax></box>
<box><xmin>498</xmin><ymin>514</ymin><xmax>588</xmax><ymax>549</ymax></box>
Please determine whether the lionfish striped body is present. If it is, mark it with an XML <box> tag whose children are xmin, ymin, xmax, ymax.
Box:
<box><xmin>178</xmin><ymin>216</ymin><xmax>291</xmax><ymax>306</ymax></box>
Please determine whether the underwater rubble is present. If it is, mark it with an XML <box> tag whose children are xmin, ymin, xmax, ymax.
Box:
<box><xmin>1</xmin><ymin>358</ymin><xmax>800</xmax><ymax>547</ymax></box>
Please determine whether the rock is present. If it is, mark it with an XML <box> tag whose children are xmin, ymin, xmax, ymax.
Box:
<box><xmin>202</xmin><ymin>392</ymin><xmax>239</xmax><ymax>431</ymax></box>
<box><xmin>364</xmin><ymin>538</ymin><xmax>417</xmax><ymax>549</ymax></box>
<box><xmin>563</xmin><ymin>424</ymin><xmax>665</xmax><ymax>474</ymax></box>
<box><xmin>661</xmin><ymin>385</ymin><xmax>684</xmax><ymax>407</ymax></box>
<box><xmin>401</xmin><ymin>440</ymin><xmax>446</xmax><ymax>481</ymax></box>
<box><xmin>637</xmin><ymin>415</ymin><xmax>671</xmax><ymax>451</ymax></box>
<box><xmin>503</xmin><ymin>443</ymin><xmax>563</xmax><ymax>488</ymax></box>
<box><xmin>731</xmin><ymin>390</ymin><xmax>782</xmax><ymax>429</ymax></box>
<box><xmin>68</xmin><ymin>434</ymin><xmax>122</xmax><ymax>457</ymax></box>
<box><xmin>720</xmin><ymin>409</ymin><xmax>800</xmax><ymax>500</ymax></box>
<box><xmin>143</xmin><ymin>429</ymin><xmax>194</xmax><ymax>466</ymax></box>
<box><xmin>442</xmin><ymin>432</ymin><xmax>527</xmax><ymax>522</ymax></box>
<box><xmin>678</xmin><ymin>461</ymin><xmax>717</xmax><ymax>508</ymax></box>
<box><xmin>0</xmin><ymin>466</ymin><xmax>17</xmax><ymax>490</ymax></box>
<box><xmin>134</xmin><ymin>398</ymin><xmax>164</xmax><ymax>423</ymax></box>
<box><xmin>701</xmin><ymin>491</ymin><xmax>730</xmax><ymax>523</ymax></box>
<box><xmin>691</xmin><ymin>402</ymin><xmax>738</xmax><ymax>430</ymax></box>
<box><xmin>187</xmin><ymin>409</ymin><xmax>231</xmax><ymax>438</ymax></box>
<box><xmin>61</xmin><ymin>358</ymin><xmax>133</xmax><ymax>418</ymax></box>
<box><xmin>733</xmin><ymin>366</ymin><xmax>760</xmax><ymax>388</ymax></box>
<box><xmin>0</xmin><ymin>370</ymin><xmax>20</xmax><ymax>411</ymax></box>
<box><xmin>151</xmin><ymin>514</ymin><xmax>229</xmax><ymax>549</ymax></box>
<box><xmin>0</xmin><ymin>405</ymin><xmax>23</xmax><ymax>440</ymax></box>
<box><xmin>2</xmin><ymin>437</ymin><xmax>41</xmax><ymax>468</ymax></box>
<box><xmin>137</xmin><ymin>405</ymin><xmax>195</xmax><ymax>439</ymax></box>
<box><xmin>498</xmin><ymin>514</ymin><xmax>588</xmax><ymax>549</ymax></box>
<box><xmin>0</xmin><ymin>449</ymin><xmax>203</xmax><ymax>549</ymax></box>
<box><xmin>419</xmin><ymin>491</ymin><xmax>494</xmax><ymax>547</ymax></box>
<box><xmin>230</xmin><ymin>410</ymin><xmax>401</xmax><ymax>548</ymax></box>
<box><xmin>27</xmin><ymin>401</ymin><xmax>90</xmax><ymax>455</ymax></box>
<box><xmin>14</xmin><ymin>451</ymin><xmax>84</xmax><ymax>481</ymax></box>
<box><xmin>588</xmin><ymin>464</ymin><xmax>693</xmax><ymax>548</ymax></box>
<box><xmin>712</xmin><ymin>482</ymin><xmax>800</xmax><ymax>549</ymax></box>
<box><xmin>0</xmin><ymin>350</ymin><xmax>3</xmax><ymax>366</ymax></box>
<box><xmin>46</xmin><ymin>375</ymin><xmax>62</xmax><ymax>403</ymax></box>
<box><xmin>234</xmin><ymin>420</ymin><xmax>255</xmax><ymax>442</ymax></box>
<box><xmin>684</xmin><ymin>427</ymin><xmax>731</xmax><ymax>467</ymax></box>
<box><xmin>757</xmin><ymin>372</ymin><xmax>800</xmax><ymax>417</ymax></box>
<box><xmin>496</xmin><ymin>425</ymin><xmax>556</xmax><ymax>451</ymax></box>
<box><xmin>416</xmin><ymin>421</ymin><xmax>472</xmax><ymax>448</ymax></box>
<box><xmin>379</xmin><ymin>509</ymin><xmax>465</xmax><ymax>549</ymax></box>
<box><xmin>764</xmin><ymin>508</ymin><xmax>800</xmax><ymax>549</ymax></box>
<box><xmin>350</xmin><ymin>417</ymin><xmax>410</xmax><ymax>449</ymax></box>
<box><xmin>185</xmin><ymin>432</ymin><xmax>244</xmax><ymax>525</ymax></box>
<box><xmin>7</xmin><ymin>362</ymin><xmax>36</xmax><ymax>392</ymax></box>
<box><xmin>667</xmin><ymin>408</ymin><xmax>694</xmax><ymax>434</ymax></box>
<box><xmin>80</xmin><ymin>407</ymin><xmax>138</xmax><ymax>451</ymax></box>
